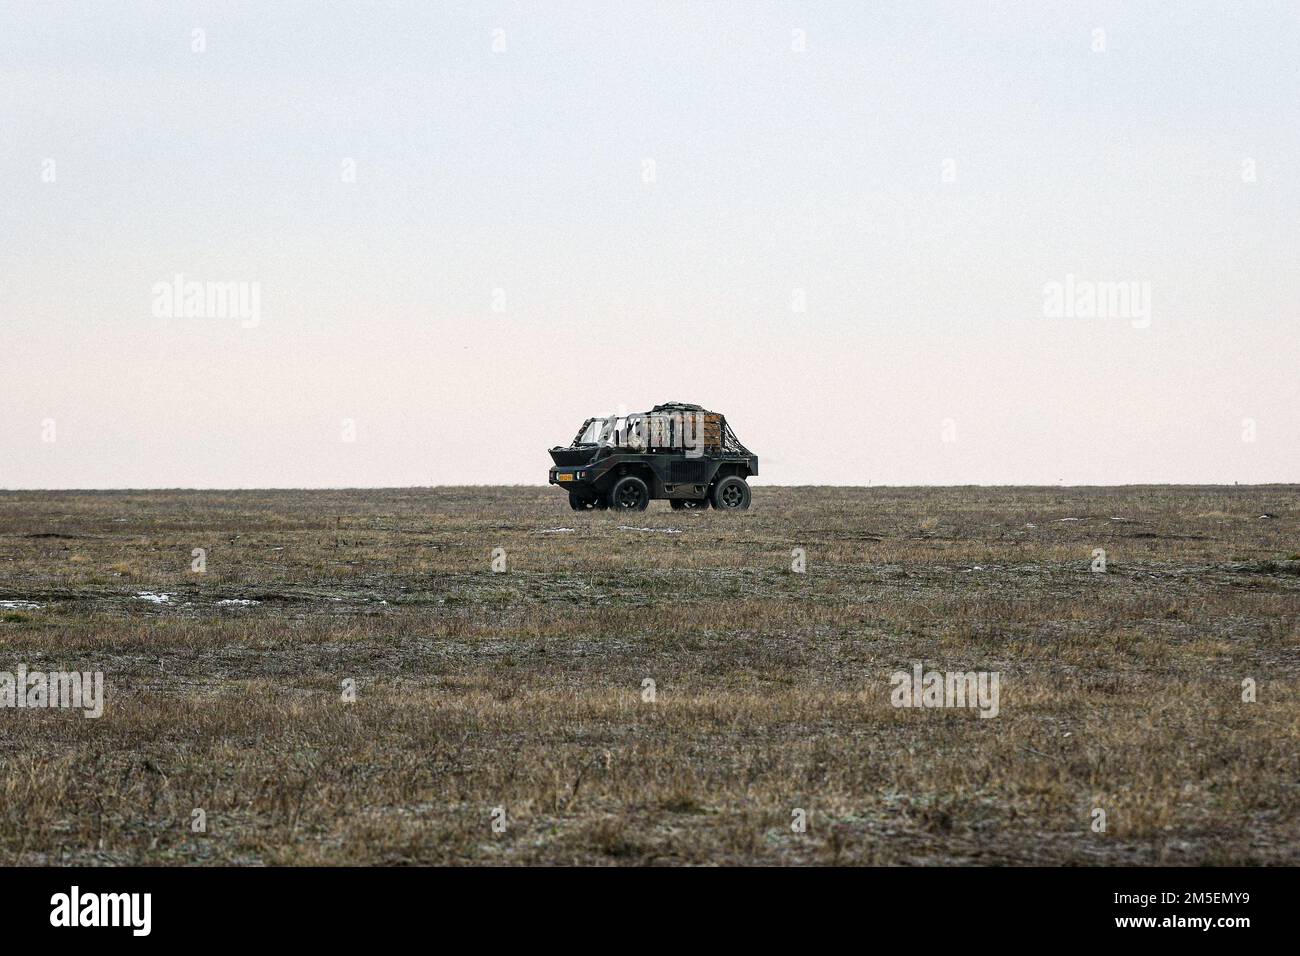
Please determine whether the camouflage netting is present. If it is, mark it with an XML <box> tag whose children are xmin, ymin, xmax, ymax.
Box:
<box><xmin>567</xmin><ymin>403</ymin><xmax>751</xmax><ymax>455</ymax></box>
<box><xmin>647</xmin><ymin>402</ymin><xmax>750</xmax><ymax>455</ymax></box>
<box><xmin>722</xmin><ymin>419</ymin><xmax>751</xmax><ymax>455</ymax></box>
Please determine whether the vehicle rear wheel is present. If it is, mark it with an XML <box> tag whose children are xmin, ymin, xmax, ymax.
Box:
<box><xmin>711</xmin><ymin>476</ymin><xmax>751</xmax><ymax>511</ymax></box>
<box><xmin>670</xmin><ymin>498</ymin><xmax>710</xmax><ymax>511</ymax></box>
<box><xmin>609</xmin><ymin>475</ymin><xmax>649</xmax><ymax>511</ymax></box>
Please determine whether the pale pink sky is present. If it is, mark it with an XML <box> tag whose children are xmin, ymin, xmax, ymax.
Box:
<box><xmin>3</xmin><ymin>3</ymin><xmax>1297</xmax><ymax>487</ymax></box>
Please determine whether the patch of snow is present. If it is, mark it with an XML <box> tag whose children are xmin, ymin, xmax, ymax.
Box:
<box><xmin>135</xmin><ymin>592</ymin><xmax>172</xmax><ymax>604</ymax></box>
<box><xmin>1056</xmin><ymin>517</ymin><xmax>1083</xmax><ymax>522</ymax></box>
<box><xmin>538</xmin><ymin>528</ymin><xmax>575</xmax><ymax>534</ymax></box>
<box><xmin>217</xmin><ymin>599</ymin><xmax>259</xmax><ymax>607</ymax></box>
<box><xmin>0</xmin><ymin>600</ymin><xmax>41</xmax><ymax>610</ymax></box>
<box><xmin>618</xmin><ymin>526</ymin><xmax>683</xmax><ymax>534</ymax></box>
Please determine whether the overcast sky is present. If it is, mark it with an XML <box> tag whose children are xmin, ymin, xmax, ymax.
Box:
<box><xmin>3</xmin><ymin>1</ymin><xmax>1296</xmax><ymax>487</ymax></box>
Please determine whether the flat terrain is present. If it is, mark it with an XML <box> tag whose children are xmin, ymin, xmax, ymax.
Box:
<box><xmin>0</xmin><ymin>486</ymin><xmax>1296</xmax><ymax>865</ymax></box>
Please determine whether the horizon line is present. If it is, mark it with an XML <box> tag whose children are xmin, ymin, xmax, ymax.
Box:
<box><xmin>2</xmin><ymin>482</ymin><xmax>1296</xmax><ymax>493</ymax></box>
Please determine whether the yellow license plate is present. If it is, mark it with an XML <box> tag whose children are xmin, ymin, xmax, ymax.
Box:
<box><xmin>557</xmin><ymin>473</ymin><xmax>574</xmax><ymax>481</ymax></box>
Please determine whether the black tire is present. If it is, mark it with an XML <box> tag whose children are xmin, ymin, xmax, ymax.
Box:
<box><xmin>670</xmin><ymin>498</ymin><xmax>710</xmax><ymax>511</ymax></box>
<box><xmin>711</xmin><ymin>476</ymin><xmax>751</xmax><ymax>511</ymax></box>
<box><xmin>609</xmin><ymin>475</ymin><xmax>650</xmax><ymax>511</ymax></box>
<box><xmin>569</xmin><ymin>492</ymin><xmax>606</xmax><ymax>511</ymax></box>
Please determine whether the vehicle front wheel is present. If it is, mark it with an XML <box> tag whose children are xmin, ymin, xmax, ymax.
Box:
<box><xmin>711</xmin><ymin>476</ymin><xmax>751</xmax><ymax>511</ymax></box>
<box><xmin>670</xmin><ymin>498</ymin><xmax>710</xmax><ymax>511</ymax></box>
<box><xmin>609</xmin><ymin>475</ymin><xmax>650</xmax><ymax>511</ymax></box>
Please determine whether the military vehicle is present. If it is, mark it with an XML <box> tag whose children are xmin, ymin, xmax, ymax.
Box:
<box><xmin>548</xmin><ymin>403</ymin><xmax>758</xmax><ymax>511</ymax></box>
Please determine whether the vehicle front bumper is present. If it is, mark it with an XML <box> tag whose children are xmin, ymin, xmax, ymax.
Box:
<box><xmin>548</xmin><ymin>466</ymin><xmax>596</xmax><ymax>487</ymax></box>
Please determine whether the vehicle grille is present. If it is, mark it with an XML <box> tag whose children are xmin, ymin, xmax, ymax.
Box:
<box><xmin>670</xmin><ymin>460</ymin><xmax>707</xmax><ymax>483</ymax></box>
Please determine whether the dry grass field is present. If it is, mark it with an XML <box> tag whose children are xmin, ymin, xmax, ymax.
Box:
<box><xmin>0</xmin><ymin>485</ymin><xmax>1297</xmax><ymax>865</ymax></box>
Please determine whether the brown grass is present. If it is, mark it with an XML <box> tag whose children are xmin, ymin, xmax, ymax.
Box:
<box><xmin>0</xmin><ymin>485</ymin><xmax>1296</xmax><ymax>864</ymax></box>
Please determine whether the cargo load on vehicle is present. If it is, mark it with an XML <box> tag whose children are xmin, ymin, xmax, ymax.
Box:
<box><xmin>547</xmin><ymin>403</ymin><xmax>758</xmax><ymax>511</ymax></box>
